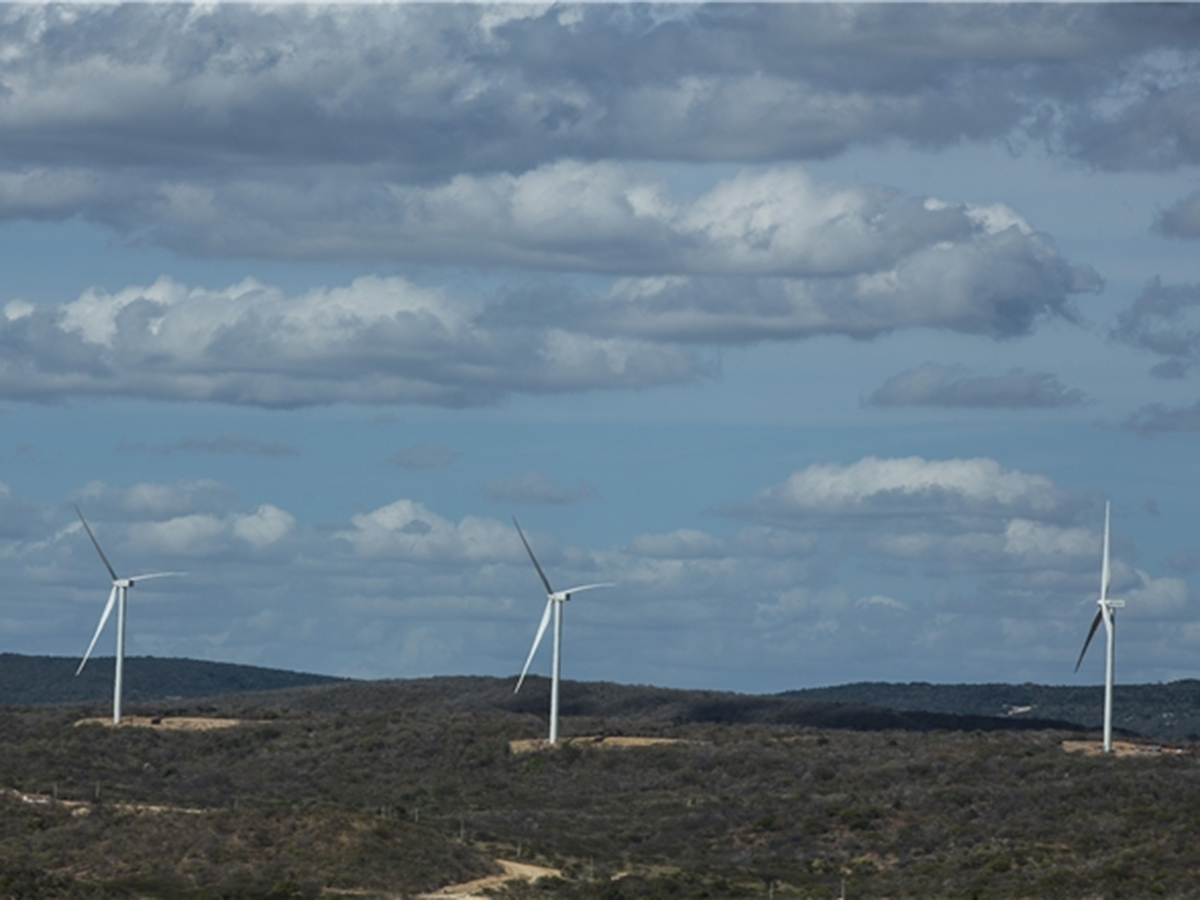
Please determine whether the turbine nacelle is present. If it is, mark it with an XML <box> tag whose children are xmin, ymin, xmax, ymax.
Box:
<box><xmin>550</xmin><ymin>583</ymin><xmax>612</xmax><ymax>604</ymax></box>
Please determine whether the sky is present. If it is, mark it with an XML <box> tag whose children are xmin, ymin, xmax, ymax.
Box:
<box><xmin>2</xmin><ymin>3</ymin><xmax>1200</xmax><ymax>694</ymax></box>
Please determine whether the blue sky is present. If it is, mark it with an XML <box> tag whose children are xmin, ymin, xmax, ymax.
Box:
<box><xmin>2</xmin><ymin>3</ymin><xmax>1200</xmax><ymax>693</ymax></box>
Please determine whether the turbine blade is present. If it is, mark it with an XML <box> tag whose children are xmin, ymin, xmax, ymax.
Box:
<box><xmin>1074</xmin><ymin>608</ymin><xmax>1104</xmax><ymax>673</ymax></box>
<box><xmin>75</xmin><ymin>506</ymin><xmax>118</xmax><ymax>582</ymax></box>
<box><xmin>76</xmin><ymin>585</ymin><xmax>117</xmax><ymax>676</ymax></box>
<box><xmin>513</xmin><ymin>518</ymin><xmax>554</xmax><ymax>595</ymax></box>
<box><xmin>127</xmin><ymin>571</ymin><xmax>187</xmax><ymax>582</ymax></box>
<box><xmin>1100</xmin><ymin>501</ymin><xmax>1111</xmax><ymax>601</ymax></box>
<box><xmin>561</xmin><ymin>582</ymin><xmax>615</xmax><ymax>596</ymax></box>
<box><xmin>515</xmin><ymin>598</ymin><xmax>554</xmax><ymax>693</ymax></box>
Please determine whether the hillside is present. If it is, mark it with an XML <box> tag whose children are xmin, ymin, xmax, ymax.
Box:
<box><xmin>2</xmin><ymin>676</ymin><xmax>1198</xmax><ymax>898</ymax></box>
<box><xmin>783</xmin><ymin>680</ymin><xmax>1200</xmax><ymax>742</ymax></box>
<box><xmin>6</xmin><ymin>654</ymin><xmax>1199</xmax><ymax>742</ymax></box>
<box><xmin>0</xmin><ymin>653</ymin><xmax>342</xmax><ymax>707</ymax></box>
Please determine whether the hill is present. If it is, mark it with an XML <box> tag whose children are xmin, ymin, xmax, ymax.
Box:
<box><xmin>2</xmin><ymin>675</ymin><xmax>1198</xmax><ymax>898</ymax></box>
<box><xmin>783</xmin><ymin>680</ymin><xmax>1200</xmax><ymax>742</ymax></box>
<box><xmin>0</xmin><ymin>653</ymin><xmax>342</xmax><ymax>706</ymax></box>
<box><xmin>6</xmin><ymin>653</ymin><xmax>1198</xmax><ymax>741</ymax></box>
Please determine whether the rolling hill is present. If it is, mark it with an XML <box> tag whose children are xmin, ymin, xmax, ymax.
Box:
<box><xmin>0</xmin><ymin>653</ymin><xmax>342</xmax><ymax>707</ymax></box>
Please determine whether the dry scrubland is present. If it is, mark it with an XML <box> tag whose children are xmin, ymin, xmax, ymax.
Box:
<box><xmin>2</xmin><ymin>676</ymin><xmax>1200</xmax><ymax>899</ymax></box>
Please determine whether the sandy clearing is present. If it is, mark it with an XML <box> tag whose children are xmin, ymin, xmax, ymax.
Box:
<box><xmin>2</xmin><ymin>786</ymin><xmax>207</xmax><ymax>815</ymax></box>
<box><xmin>509</xmin><ymin>735</ymin><xmax>693</xmax><ymax>754</ymax></box>
<box><xmin>419</xmin><ymin>859</ymin><xmax>561</xmax><ymax>900</ymax></box>
<box><xmin>1061</xmin><ymin>739</ymin><xmax>1187</xmax><ymax>757</ymax></box>
<box><xmin>74</xmin><ymin>716</ymin><xmax>245</xmax><ymax>731</ymax></box>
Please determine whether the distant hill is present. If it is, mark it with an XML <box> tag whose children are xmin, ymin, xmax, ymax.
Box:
<box><xmin>0</xmin><ymin>653</ymin><xmax>343</xmax><ymax>706</ymax></box>
<box><xmin>9</xmin><ymin>652</ymin><xmax>1198</xmax><ymax>740</ymax></box>
<box><xmin>782</xmin><ymin>681</ymin><xmax>1200</xmax><ymax>742</ymax></box>
<box><xmin>197</xmin><ymin>674</ymin><xmax>1087</xmax><ymax>738</ymax></box>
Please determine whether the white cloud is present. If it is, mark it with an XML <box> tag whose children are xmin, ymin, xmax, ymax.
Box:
<box><xmin>729</xmin><ymin>456</ymin><xmax>1080</xmax><ymax>522</ymax></box>
<box><xmin>335</xmin><ymin>499</ymin><xmax>515</xmax><ymax>563</ymax></box>
<box><xmin>72</xmin><ymin>480</ymin><xmax>236</xmax><ymax>519</ymax></box>
<box><xmin>0</xmin><ymin>274</ymin><xmax>706</xmax><ymax>407</ymax></box>
<box><xmin>231</xmin><ymin>505</ymin><xmax>295</xmax><ymax>549</ymax></box>
<box><xmin>125</xmin><ymin>506</ymin><xmax>294</xmax><ymax>557</ymax></box>
<box><xmin>1123</xmin><ymin>571</ymin><xmax>1189</xmax><ymax>617</ymax></box>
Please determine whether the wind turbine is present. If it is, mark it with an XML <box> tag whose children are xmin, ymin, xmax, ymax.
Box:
<box><xmin>1073</xmin><ymin>500</ymin><xmax>1125</xmax><ymax>753</ymax></box>
<box><xmin>74</xmin><ymin>506</ymin><xmax>183</xmax><ymax>725</ymax></box>
<box><xmin>512</xmin><ymin>518</ymin><xmax>612</xmax><ymax>744</ymax></box>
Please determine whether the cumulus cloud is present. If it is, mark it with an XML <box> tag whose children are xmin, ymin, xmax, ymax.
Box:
<box><xmin>0</xmin><ymin>158</ymin><xmax>1105</xmax><ymax>289</ymax></box>
<box><xmin>724</xmin><ymin>456</ymin><xmax>1087</xmax><ymax>524</ymax></box>
<box><xmin>335</xmin><ymin>499</ymin><xmax>517</xmax><ymax>562</ymax></box>
<box><xmin>0</xmin><ymin>212</ymin><xmax>1097</xmax><ymax>407</ymax></box>
<box><xmin>386</xmin><ymin>443</ymin><xmax>459</xmax><ymax>471</ymax></box>
<box><xmin>1112</xmin><ymin>278</ymin><xmax>1200</xmax><ymax>378</ymax></box>
<box><xmin>559</xmin><ymin>225</ymin><xmax>1099</xmax><ymax>345</ymax></box>
<box><xmin>866</xmin><ymin>363</ymin><xmax>1087</xmax><ymax>409</ymax></box>
<box><xmin>1</xmin><ymin>466</ymin><xmax>1190</xmax><ymax>687</ymax></box>
<box><xmin>72</xmin><ymin>480</ymin><xmax>237</xmax><ymax>519</ymax></box>
<box><xmin>0</xmin><ymin>5</ymin><xmax>1195</xmax><ymax>185</ymax></box>
<box><xmin>125</xmin><ymin>505</ymin><xmax>295</xmax><ymax>557</ymax></box>
<box><xmin>0</xmin><ymin>275</ymin><xmax>707</xmax><ymax>407</ymax></box>
<box><xmin>482</xmin><ymin>472</ymin><xmax>598</xmax><ymax>506</ymax></box>
<box><xmin>1123</xmin><ymin>571</ymin><xmax>1189</xmax><ymax>617</ymax></box>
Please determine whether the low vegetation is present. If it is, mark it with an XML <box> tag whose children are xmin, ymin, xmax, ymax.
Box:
<box><xmin>2</xmin><ymin>669</ymin><xmax>1199</xmax><ymax>897</ymax></box>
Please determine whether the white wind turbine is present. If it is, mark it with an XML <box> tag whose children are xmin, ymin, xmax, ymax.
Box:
<box><xmin>74</xmin><ymin>506</ymin><xmax>184</xmax><ymax>725</ymax></box>
<box><xmin>512</xmin><ymin>518</ymin><xmax>612</xmax><ymax>744</ymax></box>
<box><xmin>1073</xmin><ymin>500</ymin><xmax>1125</xmax><ymax>753</ymax></box>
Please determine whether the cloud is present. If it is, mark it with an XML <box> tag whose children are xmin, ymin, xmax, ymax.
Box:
<box><xmin>0</xmin><ymin>215</ymin><xmax>1096</xmax><ymax>408</ymax></box>
<box><xmin>1154</xmin><ymin>190</ymin><xmax>1200</xmax><ymax>239</ymax></box>
<box><xmin>0</xmin><ymin>465</ymin><xmax>1189</xmax><ymax>688</ymax></box>
<box><xmin>0</xmin><ymin>158</ymin><xmax>1104</xmax><ymax>289</ymax></box>
<box><xmin>0</xmin><ymin>275</ymin><xmax>708</xmax><ymax>407</ymax></box>
<box><xmin>866</xmin><ymin>363</ymin><xmax>1087</xmax><ymax>409</ymax></box>
<box><xmin>1112</xmin><ymin>278</ymin><xmax>1200</xmax><ymax>377</ymax></box>
<box><xmin>126</xmin><ymin>505</ymin><xmax>295</xmax><ymax>557</ymax></box>
<box><xmin>1123</xmin><ymin>400</ymin><xmax>1200</xmax><ymax>436</ymax></box>
<box><xmin>72</xmin><ymin>480</ymin><xmax>237</xmax><ymax>519</ymax></box>
<box><xmin>386</xmin><ymin>443</ymin><xmax>459</xmax><ymax>471</ymax></box>
<box><xmin>1124</xmin><ymin>571</ymin><xmax>1189</xmax><ymax>617</ymax></box>
<box><xmin>335</xmin><ymin>499</ymin><xmax>516</xmax><ymax>562</ymax></box>
<box><xmin>723</xmin><ymin>456</ymin><xmax>1086</xmax><ymax>524</ymax></box>
<box><xmin>0</xmin><ymin>5</ymin><xmax>1195</xmax><ymax>184</ymax></box>
<box><xmin>482</xmin><ymin>472</ymin><xmax>598</xmax><ymax>506</ymax></box>
<box><xmin>561</xmin><ymin>225</ymin><xmax>1099</xmax><ymax>344</ymax></box>
<box><xmin>118</xmin><ymin>434</ymin><xmax>300</xmax><ymax>457</ymax></box>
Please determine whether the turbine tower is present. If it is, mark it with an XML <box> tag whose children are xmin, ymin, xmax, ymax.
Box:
<box><xmin>74</xmin><ymin>506</ymin><xmax>183</xmax><ymax>725</ymax></box>
<box><xmin>512</xmin><ymin>518</ymin><xmax>612</xmax><ymax>744</ymax></box>
<box><xmin>1073</xmin><ymin>500</ymin><xmax>1125</xmax><ymax>753</ymax></box>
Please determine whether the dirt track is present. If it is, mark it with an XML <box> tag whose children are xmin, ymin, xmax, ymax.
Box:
<box><xmin>509</xmin><ymin>735</ymin><xmax>692</xmax><ymax>754</ymax></box>
<box><xmin>1061</xmin><ymin>739</ymin><xmax>1187</xmax><ymax>757</ymax></box>
<box><xmin>419</xmin><ymin>859</ymin><xmax>561</xmax><ymax>899</ymax></box>
<box><xmin>74</xmin><ymin>716</ymin><xmax>244</xmax><ymax>731</ymax></box>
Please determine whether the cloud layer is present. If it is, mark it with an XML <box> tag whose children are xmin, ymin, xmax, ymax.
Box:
<box><xmin>3</xmin><ymin>456</ymin><xmax>1189</xmax><ymax>686</ymax></box>
<box><xmin>867</xmin><ymin>363</ymin><xmax>1087</xmax><ymax>409</ymax></box>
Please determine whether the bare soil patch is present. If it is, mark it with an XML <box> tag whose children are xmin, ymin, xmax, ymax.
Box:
<box><xmin>509</xmin><ymin>735</ymin><xmax>693</xmax><ymax>754</ymax></box>
<box><xmin>419</xmin><ymin>859</ymin><xmax>561</xmax><ymax>899</ymax></box>
<box><xmin>1061</xmin><ymin>739</ymin><xmax>1188</xmax><ymax>757</ymax></box>
<box><xmin>74</xmin><ymin>715</ymin><xmax>244</xmax><ymax>731</ymax></box>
